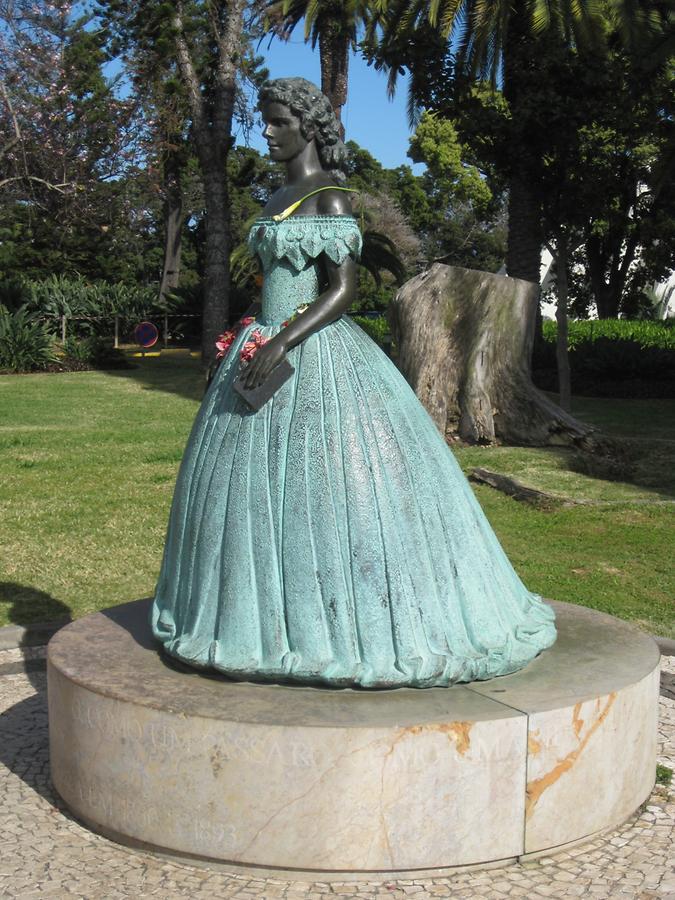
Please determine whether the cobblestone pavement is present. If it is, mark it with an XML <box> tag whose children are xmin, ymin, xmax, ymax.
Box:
<box><xmin>1</xmin><ymin>647</ymin><xmax>673</xmax><ymax>900</ymax></box>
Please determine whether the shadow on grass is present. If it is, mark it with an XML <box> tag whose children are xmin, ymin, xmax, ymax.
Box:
<box><xmin>1</xmin><ymin>583</ymin><xmax>72</xmax><ymax>630</ymax></box>
<box><xmin>569</xmin><ymin>397</ymin><xmax>675</xmax><ymax>500</ymax></box>
<box><xmin>564</xmin><ymin>443</ymin><xmax>675</xmax><ymax>500</ymax></box>
<box><xmin>572</xmin><ymin>396</ymin><xmax>675</xmax><ymax>443</ymax></box>
<box><xmin>498</xmin><ymin>394</ymin><xmax>675</xmax><ymax>501</ymax></box>
<box><xmin>103</xmin><ymin>354</ymin><xmax>205</xmax><ymax>404</ymax></box>
<box><xmin>474</xmin><ymin>442</ymin><xmax>675</xmax><ymax>503</ymax></box>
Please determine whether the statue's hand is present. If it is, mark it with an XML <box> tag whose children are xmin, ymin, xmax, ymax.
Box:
<box><xmin>242</xmin><ymin>338</ymin><xmax>287</xmax><ymax>389</ymax></box>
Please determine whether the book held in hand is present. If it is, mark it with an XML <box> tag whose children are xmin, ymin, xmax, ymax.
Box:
<box><xmin>233</xmin><ymin>358</ymin><xmax>295</xmax><ymax>411</ymax></box>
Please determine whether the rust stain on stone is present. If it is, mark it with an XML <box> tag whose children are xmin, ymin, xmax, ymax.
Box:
<box><xmin>572</xmin><ymin>703</ymin><xmax>584</xmax><ymax>739</ymax></box>
<box><xmin>408</xmin><ymin>721</ymin><xmax>473</xmax><ymax>755</ymax></box>
<box><xmin>528</xmin><ymin>730</ymin><xmax>542</xmax><ymax>755</ymax></box>
<box><xmin>446</xmin><ymin>722</ymin><xmax>473</xmax><ymax>755</ymax></box>
<box><xmin>526</xmin><ymin>693</ymin><xmax>616</xmax><ymax>820</ymax></box>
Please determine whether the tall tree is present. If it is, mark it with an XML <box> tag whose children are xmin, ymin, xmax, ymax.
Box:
<box><xmin>261</xmin><ymin>0</ymin><xmax>374</xmax><ymax>133</ymax></box>
<box><xmin>345</xmin><ymin>138</ymin><xmax>506</xmax><ymax>272</ymax></box>
<box><xmin>364</xmin><ymin>0</ymin><xmax>665</xmax><ymax>284</ymax></box>
<box><xmin>100</xmin><ymin>0</ymin><xmax>265</xmax><ymax>364</ymax></box>
<box><xmin>513</xmin><ymin>28</ymin><xmax>675</xmax><ymax>320</ymax></box>
<box><xmin>100</xmin><ymin>10</ymin><xmax>194</xmax><ymax>307</ymax></box>
<box><xmin>1</xmin><ymin>1</ymin><xmax>139</xmax><ymax>201</ymax></box>
<box><xmin>0</xmin><ymin>0</ymin><xmax>145</xmax><ymax>281</ymax></box>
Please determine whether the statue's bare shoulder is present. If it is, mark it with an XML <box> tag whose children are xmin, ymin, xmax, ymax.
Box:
<box><xmin>316</xmin><ymin>185</ymin><xmax>353</xmax><ymax>217</ymax></box>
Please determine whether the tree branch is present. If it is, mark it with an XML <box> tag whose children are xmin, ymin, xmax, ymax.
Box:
<box><xmin>172</xmin><ymin>3</ymin><xmax>209</xmax><ymax>142</ymax></box>
<box><xmin>0</xmin><ymin>76</ymin><xmax>33</xmax><ymax>185</ymax></box>
<box><xmin>213</xmin><ymin>0</ymin><xmax>246</xmax><ymax>142</ymax></box>
<box><xmin>0</xmin><ymin>174</ymin><xmax>71</xmax><ymax>192</ymax></box>
<box><xmin>0</xmin><ymin>135</ymin><xmax>19</xmax><ymax>164</ymax></box>
<box><xmin>0</xmin><ymin>78</ymin><xmax>21</xmax><ymax>142</ymax></box>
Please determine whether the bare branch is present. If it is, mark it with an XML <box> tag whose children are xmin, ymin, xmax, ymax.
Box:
<box><xmin>0</xmin><ymin>76</ymin><xmax>32</xmax><ymax>183</ymax></box>
<box><xmin>0</xmin><ymin>136</ymin><xmax>19</xmax><ymax>164</ymax></box>
<box><xmin>0</xmin><ymin>79</ymin><xmax>21</xmax><ymax>142</ymax></box>
<box><xmin>0</xmin><ymin>175</ymin><xmax>71</xmax><ymax>192</ymax></box>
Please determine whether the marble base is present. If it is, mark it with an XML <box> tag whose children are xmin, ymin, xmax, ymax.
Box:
<box><xmin>47</xmin><ymin>600</ymin><xmax>659</xmax><ymax>875</ymax></box>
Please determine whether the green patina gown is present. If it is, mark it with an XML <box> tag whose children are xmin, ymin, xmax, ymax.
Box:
<box><xmin>151</xmin><ymin>215</ymin><xmax>556</xmax><ymax>688</ymax></box>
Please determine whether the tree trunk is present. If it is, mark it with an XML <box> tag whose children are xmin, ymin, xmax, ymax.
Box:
<box><xmin>586</xmin><ymin>236</ymin><xmax>621</xmax><ymax>318</ymax></box>
<box><xmin>200</xmin><ymin>167</ymin><xmax>230</xmax><ymax>362</ymax></box>
<box><xmin>172</xmin><ymin>0</ymin><xmax>245</xmax><ymax>368</ymax></box>
<box><xmin>318</xmin><ymin>24</ymin><xmax>349</xmax><ymax>138</ymax></box>
<box><xmin>506</xmin><ymin>175</ymin><xmax>542</xmax><ymax>283</ymax></box>
<box><xmin>390</xmin><ymin>264</ymin><xmax>601</xmax><ymax>448</ymax></box>
<box><xmin>593</xmin><ymin>285</ymin><xmax>620</xmax><ymax>319</ymax></box>
<box><xmin>158</xmin><ymin>150</ymin><xmax>183</xmax><ymax>306</ymax></box>
<box><xmin>554</xmin><ymin>235</ymin><xmax>571</xmax><ymax>411</ymax></box>
<box><xmin>590</xmin><ymin>277</ymin><xmax>621</xmax><ymax>319</ymax></box>
<box><xmin>502</xmin><ymin>11</ymin><xmax>544</xmax><ymax>285</ymax></box>
<box><xmin>585</xmin><ymin>217</ymin><xmax>641</xmax><ymax>319</ymax></box>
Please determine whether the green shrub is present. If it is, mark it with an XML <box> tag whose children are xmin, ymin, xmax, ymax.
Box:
<box><xmin>16</xmin><ymin>275</ymin><xmax>160</xmax><ymax>338</ymax></box>
<box><xmin>63</xmin><ymin>336</ymin><xmax>99</xmax><ymax>362</ymax></box>
<box><xmin>62</xmin><ymin>335</ymin><xmax>129</xmax><ymax>369</ymax></box>
<box><xmin>0</xmin><ymin>305</ymin><xmax>58</xmax><ymax>372</ymax></box>
<box><xmin>352</xmin><ymin>315</ymin><xmax>391</xmax><ymax>348</ymax></box>
<box><xmin>571</xmin><ymin>338</ymin><xmax>673</xmax><ymax>380</ymax></box>
<box><xmin>542</xmin><ymin>319</ymin><xmax>675</xmax><ymax>350</ymax></box>
<box><xmin>0</xmin><ymin>278</ymin><xmax>28</xmax><ymax>313</ymax></box>
<box><xmin>533</xmin><ymin>321</ymin><xmax>675</xmax><ymax>398</ymax></box>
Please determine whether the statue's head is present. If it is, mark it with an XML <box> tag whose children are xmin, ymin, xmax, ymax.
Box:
<box><xmin>258</xmin><ymin>78</ymin><xmax>347</xmax><ymax>182</ymax></box>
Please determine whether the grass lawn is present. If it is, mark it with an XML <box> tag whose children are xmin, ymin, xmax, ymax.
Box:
<box><xmin>1</xmin><ymin>357</ymin><xmax>673</xmax><ymax>637</ymax></box>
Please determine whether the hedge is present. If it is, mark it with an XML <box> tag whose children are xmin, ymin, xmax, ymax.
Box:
<box><xmin>542</xmin><ymin>319</ymin><xmax>675</xmax><ymax>350</ymax></box>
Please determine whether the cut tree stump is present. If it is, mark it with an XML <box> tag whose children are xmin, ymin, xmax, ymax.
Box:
<box><xmin>390</xmin><ymin>264</ymin><xmax>603</xmax><ymax>448</ymax></box>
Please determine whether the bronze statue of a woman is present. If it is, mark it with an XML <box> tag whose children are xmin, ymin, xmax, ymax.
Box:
<box><xmin>151</xmin><ymin>77</ymin><xmax>556</xmax><ymax>688</ymax></box>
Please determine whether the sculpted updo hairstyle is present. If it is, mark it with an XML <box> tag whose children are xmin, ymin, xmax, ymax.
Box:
<box><xmin>258</xmin><ymin>78</ymin><xmax>348</xmax><ymax>184</ymax></box>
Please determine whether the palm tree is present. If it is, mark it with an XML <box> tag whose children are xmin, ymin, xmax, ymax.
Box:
<box><xmin>366</xmin><ymin>0</ymin><xmax>658</xmax><ymax>283</ymax></box>
<box><xmin>261</xmin><ymin>0</ymin><xmax>378</xmax><ymax>133</ymax></box>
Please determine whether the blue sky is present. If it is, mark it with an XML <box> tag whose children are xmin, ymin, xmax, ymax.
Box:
<box><xmin>236</xmin><ymin>38</ymin><xmax>423</xmax><ymax>173</ymax></box>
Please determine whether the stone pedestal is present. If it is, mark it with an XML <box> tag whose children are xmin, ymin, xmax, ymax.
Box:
<box><xmin>48</xmin><ymin>600</ymin><xmax>659</xmax><ymax>877</ymax></box>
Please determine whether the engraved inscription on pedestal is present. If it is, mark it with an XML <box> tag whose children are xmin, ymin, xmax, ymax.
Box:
<box><xmin>48</xmin><ymin>599</ymin><xmax>660</xmax><ymax>876</ymax></box>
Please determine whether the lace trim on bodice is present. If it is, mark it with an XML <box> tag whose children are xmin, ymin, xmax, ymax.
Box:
<box><xmin>248</xmin><ymin>215</ymin><xmax>362</xmax><ymax>273</ymax></box>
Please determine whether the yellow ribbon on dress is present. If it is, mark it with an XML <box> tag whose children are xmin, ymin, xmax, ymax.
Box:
<box><xmin>272</xmin><ymin>187</ymin><xmax>361</xmax><ymax>223</ymax></box>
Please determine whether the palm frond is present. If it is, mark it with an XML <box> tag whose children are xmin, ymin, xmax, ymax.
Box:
<box><xmin>439</xmin><ymin>0</ymin><xmax>464</xmax><ymax>37</ymax></box>
<box><xmin>406</xmin><ymin>77</ymin><xmax>423</xmax><ymax>128</ymax></box>
<box><xmin>230</xmin><ymin>243</ymin><xmax>260</xmax><ymax>289</ymax></box>
<box><xmin>303</xmin><ymin>0</ymin><xmax>321</xmax><ymax>39</ymax></box>
<box><xmin>532</xmin><ymin>0</ymin><xmax>552</xmax><ymax>33</ymax></box>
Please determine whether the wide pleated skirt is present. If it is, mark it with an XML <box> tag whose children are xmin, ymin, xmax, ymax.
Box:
<box><xmin>151</xmin><ymin>316</ymin><xmax>556</xmax><ymax>688</ymax></box>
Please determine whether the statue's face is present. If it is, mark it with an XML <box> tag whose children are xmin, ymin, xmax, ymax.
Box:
<box><xmin>261</xmin><ymin>101</ymin><xmax>311</xmax><ymax>162</ymax></box>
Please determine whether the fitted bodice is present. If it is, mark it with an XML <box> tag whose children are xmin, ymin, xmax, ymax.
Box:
<box><xmin>248</xmin><ymin>215</ymin><xmax>362</xmax><ymax>325</ymax></box>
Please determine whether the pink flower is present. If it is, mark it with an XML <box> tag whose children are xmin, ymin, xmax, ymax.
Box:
<box><xmin>215</xmin><ymin>329</ymin><xmax>237</xmax><ymax>359</ymax></box>
<box><xmin>216</xmin><ymin>315</ymin><xmax>258</xmax><ymax>359</ymax></box>
<box><xmin>239</xmin><ymin>330</ymin><xmax>269</xmax><ymax>362</ymax></box>
<box><xmin>240</xmin><ymin>341</ymin><xmax>258</xmax><ymax>362</ymax></box>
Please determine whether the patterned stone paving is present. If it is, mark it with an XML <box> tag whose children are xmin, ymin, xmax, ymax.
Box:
<box><xmin>0</xmin><ymin>645</ymin><xmax>673</xmax><ymax>899</ymax></box>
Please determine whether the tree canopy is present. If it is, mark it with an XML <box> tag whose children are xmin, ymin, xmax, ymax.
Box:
<box><xmin>0</xmin><ymin>0</ymin><xmax>672</xmax><ymax>330</ymax></box>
